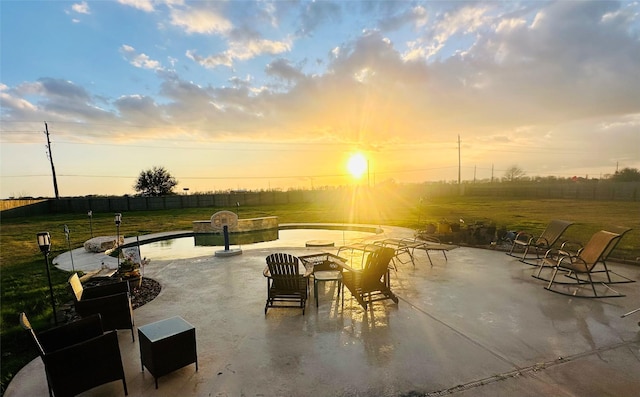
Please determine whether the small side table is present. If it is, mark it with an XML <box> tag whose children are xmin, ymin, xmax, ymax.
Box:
<box><xmin>313</xmin><ymin>270</ymin><xmax>343</xmax><ymax>308</ymax></box>
<box><xmin>298</xmin><ymin>253</ymin><xmax>347</xmax><ymax>309</ymax></box>
<box><xmin>138</xmin><ymin>316</ymin><xmax>198</xmax><ymax>389</ymax></box>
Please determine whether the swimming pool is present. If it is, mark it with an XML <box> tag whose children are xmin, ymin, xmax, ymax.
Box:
<box><xmin>139</xmin><ymin>229</ymin><xmax>375</xmax><ymax>260</ymax></box>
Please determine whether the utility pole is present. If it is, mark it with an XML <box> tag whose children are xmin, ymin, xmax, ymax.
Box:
<box><xmin>457</xmin><ymin>135</ymin><xmax>461</xmax><ymax>185</ymax></box>
<box><xmin>44</xmin><ymin>122</ymin><xmax>60</xmax><ymax>199</ymax></box>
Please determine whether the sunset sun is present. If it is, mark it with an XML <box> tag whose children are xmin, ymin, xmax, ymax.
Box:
<box><xmin>347</xmin><ymin>153</ymin><xmax>368</xmax><ymax>179</ymax></box>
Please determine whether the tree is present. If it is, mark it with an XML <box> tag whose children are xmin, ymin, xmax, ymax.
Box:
<box><xmin>611</xmin><ymin>167</ymin><xmax>640</xmax><ymax>182</ymax></box>
<box><xmin>503</xmin><ymin>165</ymin><xmax>526</xmax><ymax>182</ymax></box>
<box><xmin>134</xmin><ymin>166</ymin><xmax>178</xmax><ymax>196</ymax></box>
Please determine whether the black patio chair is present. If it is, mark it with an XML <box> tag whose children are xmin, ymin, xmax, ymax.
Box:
<box><xmin>68</xmin><ymin>273</ymin><xmax>135</xmax><ymax>340</ymax></box>
<box><xmin>19</xmin><ymin>312</ymin><xmax>128</xmax><ymax>397</ymax></box>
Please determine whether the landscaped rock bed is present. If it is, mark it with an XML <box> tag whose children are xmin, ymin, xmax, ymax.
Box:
<box><xmin>60</xmin><ymin>277</ymin><xmax>161</xmax><ymax>324</ymax></box>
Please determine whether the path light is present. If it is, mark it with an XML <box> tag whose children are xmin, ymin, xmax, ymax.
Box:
<box><xmin>115</xmin><ymin>213</ymin><xmax>122</xmax><ymax>268</ymax></box>
<box><xmin>37</xmin><ymin>232</ymin><xmax>58</xmax><ymax>325</ymax></box>
<box><xmin>88</xmin><ymin>210</ymin><xmax>93</xmax><ymax>238</ymax></box>
<box><xmin>64</xmin><ymin>224</ymin><xmax>75</xmax><ymax>273</ymax></box>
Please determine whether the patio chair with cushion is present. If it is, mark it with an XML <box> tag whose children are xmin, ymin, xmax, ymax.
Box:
<box><xmin>542</xmin><ymin>230</ymin><xmax>625</xmax><ymax>298</ymax></box>
<box><xmin>264</xmin><ymin>253</ymin><xmax>309</xmax><ymax>315</ymax></box>
<box><xmin>68</xmin><ymin>273</ymin><xmax>135</xmax><ymax>340</ymax></box>
<box><xmin>507</xmin><ymin>219</ymin><xmax>573</xmax><ymax>265</ymax></box>
<box><xmin>19</xmin><ymin>312</ymin><xmax>128</xmax><ymax>397</ymax></box>
<box><xmin>340</xmin><ymin>246</ymin><xmax>399</xmax><ymax>310</ymax></box>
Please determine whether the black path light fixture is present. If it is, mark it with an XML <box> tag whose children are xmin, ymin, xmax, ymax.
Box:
<box><xmin>115</xmin><ymin>213</ymin><xmax>122</xmax><ymax>268</ymax></box>
<box><xmin>36</xmin><ymin>231</ymin><xmax>58</xmax><ymax>325</ymax></box>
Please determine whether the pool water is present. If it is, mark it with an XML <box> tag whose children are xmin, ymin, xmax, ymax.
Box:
<box><xmin>140</xmin><ymin>229</ymin><xmax>374</xmax><ymax>260</ymax></box>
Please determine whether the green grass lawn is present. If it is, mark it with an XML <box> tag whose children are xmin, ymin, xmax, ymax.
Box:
<box><xmin>1</xmin><ymin>196</ymin><xmax>638</xmax><ymax>393</ymax></box>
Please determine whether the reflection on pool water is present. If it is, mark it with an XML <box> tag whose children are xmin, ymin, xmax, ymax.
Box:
<box><xmin>140</xmin><ymin>229</ymin><xmax>375</xmax><ymax>260</ymax></box>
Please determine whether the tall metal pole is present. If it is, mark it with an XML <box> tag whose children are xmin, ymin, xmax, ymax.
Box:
<box><xmin>37</xmin><ymin>232</ymin><xmax>58</xmax><ymax>325</ymax></box>
<box><xmin>44</xmin><ymin>122</ymin><xmax>60</xmax><ymax>199</ymax></box>
<box><xmin>43</xmin><ymin>252</ymin><xmax>58</xmax><ymax>325</ymax></box>
<box><xmin>457</xmin><ymin>135</ymin><xmax>461</xmax><ymax>185</ymax></box>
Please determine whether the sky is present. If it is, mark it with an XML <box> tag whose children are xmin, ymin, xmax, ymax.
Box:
<box><xmin>1</xmin><ymin>0</ymin><xmax>639</xmax><ymax>198</ymax></box>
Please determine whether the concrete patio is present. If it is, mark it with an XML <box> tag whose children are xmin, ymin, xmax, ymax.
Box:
<box><xmin>6</xmin><ymin>225</ymin><xmax>640</xmax><ymax>397</ymax></box>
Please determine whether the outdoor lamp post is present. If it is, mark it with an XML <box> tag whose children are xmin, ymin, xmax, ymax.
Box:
<box><xmin>37</xmin><ymin>232</ymin><xmax>58</xmax><ymax>325</ymax></box>
<box><xmin>115</xmin><ymin>213</ymin><xmax>122</xmax><ymax>268</ymax></box>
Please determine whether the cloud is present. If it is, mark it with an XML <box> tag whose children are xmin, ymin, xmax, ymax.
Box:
<box><xmin>169</xmin><ymin>4</ymin><xmax>232</xmax><ymax>34</ymax></box>
<box><xmin>227</xmin><ymin>33</ymin><xmax>292</xmax><ymax>61</ymax></box>
<box><xmin>120</xmin><ymin>45</ymin><xmax>164</xmax><ymax>70</ymax></box>
<box><xmin>187</xmin><ymin>28</ymin><xmax>291</xmax><ymax>69</ymax></box>
<box><xmin>2</xmin><ymin>0</ymin><xmax>639</xmax><ymax>195</ymax></box>
<box><xmin>378</xmin><ymin>5</ymin><xmax>429</xmax><ymax>32</ymax></box>
<box><xmin>186</xmin><ymin>50</ymin><xmax>232</xmax><ymax>68</ymax></box>
<box><xmin>71</xmin><ymin>1</ymin><xmax>90</xmax><ymax>15</ymax></box>
<box><xmin>265</xmin><ymin>59</ymin><xmax>306</xmax><ymax>83</ymax></box>
<box><xmin>117</xmin><ymin>0</ymin><xmax>154</xmax><ymax>13</ymax></box>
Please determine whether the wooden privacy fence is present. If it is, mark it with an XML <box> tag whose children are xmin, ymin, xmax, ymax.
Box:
<box><xmin>1</xmin><ymin>182</ymin><xmax>638</xmax><ymax>218</ymax></box>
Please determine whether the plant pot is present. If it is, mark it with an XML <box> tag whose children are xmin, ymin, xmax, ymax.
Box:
<box><xmin>124</xmin><ymin>276</ymin><xmax>142</xmax><ymax>290</ymax></box>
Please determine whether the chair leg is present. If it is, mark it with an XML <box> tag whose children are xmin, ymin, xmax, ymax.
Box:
<box><xmin>546</xmin><ymin>266</ymin><xmax>561</xmax><ymax>291</ymax></box>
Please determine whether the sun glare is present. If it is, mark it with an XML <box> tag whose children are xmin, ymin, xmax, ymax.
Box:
<box><xmin>347</xmin><ymin>153</ymin><xmax>368</xmax><ymax>179</ymax></box>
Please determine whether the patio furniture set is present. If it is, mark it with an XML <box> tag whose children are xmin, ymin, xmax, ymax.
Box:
<box><xmin>264</xmin><ymin>246</ymin><xmax>401</xmax><ymax>315</ymax></box>
<box><xmin>20</xmin><ymin>220</ymin><xmax>635</xmax><ymax>396</ymax></box>
<box><xmin>21</xmin><ymin>274</ymin><xmax>198</xmax><ymax>396</ymax></box>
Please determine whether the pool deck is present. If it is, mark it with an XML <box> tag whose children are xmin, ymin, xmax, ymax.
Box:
<box><xmin>6</xmin><ymin>224</ymin><xmax>640</xmax><ymax>397</ymax></box>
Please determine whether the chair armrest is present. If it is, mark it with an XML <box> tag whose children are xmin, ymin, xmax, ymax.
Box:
<box><xmin>512</xmin><ymin>232</ymin><xmax>533</xmax><ymax>245</ymax></box>
<box><xmin>531</xmin><ymin>237</ymin><xmax>550</xmax><ymax>248</ymax></box>
<box><xmin>557</xmin><ymin>255</ymin><xmax>587</xmax><ymax>272</ymax></box>
<box><xmin>335</xmin><ymin>261</ymin><xmax>359</xmax><ymax>274</ymax></box>
<box><xmin>81</xmin><ymin>281</ymin><xmax>130</xmax><ymax>299</ymax></box>
<box><xmin>559</xmin><ymin>240</ymin><xmax>583</xmax><ymax>256</ymax></box>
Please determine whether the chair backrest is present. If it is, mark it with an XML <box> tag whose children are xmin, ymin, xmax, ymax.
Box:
<box><xmin>363</xmin><ymin>247</ymin><xmax>396</xmax><ymax>284</ymax></box>
<box><xmin>538</xmin><ymin>220</ymin><xmax>573</xmax><ymax>246</ymax></box>
<box><xmin>266</xmin><ymin>253</ymin><xmax>301</xmax><ymax>290</ymax></box>
<box><xmin>38</xmin><ymin>315</ymin><xmax>104</xmax><ymax>353</ymax></box>
<box><xmin>602</xmin><ymin>227</ymin><xmax>632</xmax><ymax>260</ymax></box>
<box><xmin>21</xmin><ymin>312</ymin><xmax>105</xmax><ymax>354</ymax></box>
<box><xmin>578</xmin><ymin>230</ymin><xmax>621</xmax><ymax>271</ymax></box>
<box><xmin>69</xmin><ymin>273</ymin><xmax>83</xmax><ymax>302</ymax></box>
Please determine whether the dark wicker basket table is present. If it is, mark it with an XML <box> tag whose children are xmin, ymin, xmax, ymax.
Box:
<box><xmin>138</xmin><ymin>316</ymin><xmax>198</xmax><ymax>389</ymax></box>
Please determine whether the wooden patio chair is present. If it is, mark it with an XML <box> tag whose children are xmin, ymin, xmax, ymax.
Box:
<box><xmin>68</xmin><ymin>273</ymin><xmax>135</xmax><ymax>340</ymax></box>
<box><xmin>264</xmin><ymin>253</ymin><xmax>308</xmax><ymax>315</ymax></box>
<box><xmin>507</xmin><ymin>220</ymin><xmax>573</xmax><ymax>265</ymax></box>
<box><xmin>542</xmin><ymin>230</ymin><xmax>625</xmax><ymax>298</ymax></box>
<box><xmin>340</xmin><ymin>247</ymin><xmax>399</xmax><ymax>310</ymax></box>
<box><xmin>20</xmin><ymin>312</ymin><xmax>128</xmax><ymax>397</ymax></box>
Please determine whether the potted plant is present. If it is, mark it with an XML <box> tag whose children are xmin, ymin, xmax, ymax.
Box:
<box><xmin>118</xmin><ymin>248</ymin><xmax>149</xmax><ymax>289</ymax></box>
